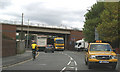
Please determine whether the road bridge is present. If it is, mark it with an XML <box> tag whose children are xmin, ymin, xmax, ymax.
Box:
<box><xmin>1</xmin><ymin>23</ymin><xmax>83</xmax><ymax>51</ymax></box>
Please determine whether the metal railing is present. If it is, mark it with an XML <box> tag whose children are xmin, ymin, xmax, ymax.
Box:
<box><xmin>0</xmin><ymin>19</ymin><xmax>82</xmax><ymax>30</ymax></box>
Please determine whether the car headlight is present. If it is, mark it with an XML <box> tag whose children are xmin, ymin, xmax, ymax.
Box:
<box><xmin>90</xmin><ymin>55</ymin><xmax>96</xmax><ymax>59</ymax></box>
<box><xmin>111</xmin><ymin>55</ymin><xmax>117</xmax><ymax>59</ymax></box>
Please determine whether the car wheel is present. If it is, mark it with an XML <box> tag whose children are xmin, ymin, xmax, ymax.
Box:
<box><xmin>52</xmin><ymin>51</ymin><xmax>54</xmax><ymax>53</ymax></box>
<box><xmin>88</xmin><ymin>62</ymin><xmax>92</xmax><ymax>69</ymax></box>
<box><xmin>85</xmin><ymin>59</ymin><xmax>88</xmax><ymax>65</ymax></box>
<box><xmin>45</xmin><ymin>51</ymin><xmax>47</xmax><ymax>53</ymax></box>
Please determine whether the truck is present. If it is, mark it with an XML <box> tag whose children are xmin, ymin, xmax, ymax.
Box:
<box><xmin>75</xmin><ymin>38</ymin><xmax>88</xmax><ymax>51</ymax></box>
<box><xmin>54</xmin><ymin>37</ymin><xmax>64</xmax><ymax>51</ymax></box>
<box><xmin>47</xmin><ymin>37</ymin><xmax>64</xmax><ymax>51</ymax></box>
<box><xmin>34</xmin><ymin>35</ymin><xmax>47</xmax><ymax>51</ymax></box>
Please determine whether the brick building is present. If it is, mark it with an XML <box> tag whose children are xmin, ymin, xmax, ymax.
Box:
<box><xmin>67</xmin><ymin>30</ymin><xmax>84</xmax><ymax>50</ymax></box>
<box><xmin>1</xmin><ymin>23</ymin><xmax>16</xmax><ymax>57</ymax></box>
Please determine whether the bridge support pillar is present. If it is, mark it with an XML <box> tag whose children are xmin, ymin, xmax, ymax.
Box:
<box><xmin>64</xmin><ymin>35</ymin><xmax>68</xmax><ymax>50</ymax></box>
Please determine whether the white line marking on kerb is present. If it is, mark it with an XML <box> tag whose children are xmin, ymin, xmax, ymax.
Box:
<box><xmin>3</xmin><ymin>52</ymin><xmax>40</xmax><ymax>69</ymax></box>
<box><xmin>67</xmin><ymin>61</ymin><xmax>71</xmax><ymax>65</ymax></box>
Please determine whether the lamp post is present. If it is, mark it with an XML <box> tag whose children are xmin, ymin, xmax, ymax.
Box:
<box><xmin>21</xmin><ymin>13</ymin><xmax>24</xmax><ymax>41</ymax></box>
<box><xmin>27</xmin><ymin>19</ymin><xmax>29</xmax><ymax>48</ymax></box>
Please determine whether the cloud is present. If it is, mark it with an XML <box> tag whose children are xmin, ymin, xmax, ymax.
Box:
<box><xmin>23</xmin><ymin>2</ymin><xmax>87</xmax><ymax>27</ymax></box>
<box><xmin>0</xmin><ymin>0</ymin><xmax>12</xmax><ymax>9</ymax></box>
<box><xmin>0</xmin><ymin>0</ymin><xmax>97</xmax><ymax>29</ymax></box>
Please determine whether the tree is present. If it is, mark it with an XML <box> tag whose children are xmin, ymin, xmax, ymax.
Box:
<box><xmin>83</xmin><ymin>2</ymin><xmax>104</xmax><ymax>42</ymax></box>
<box><xmin>97</xmin><ymin>2</ymin><xmax>119</xmax><ymax>42</ymax></box>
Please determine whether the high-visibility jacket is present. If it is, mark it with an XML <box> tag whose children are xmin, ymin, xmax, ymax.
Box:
<box><xmin>31</xmin><ymin>43</ymin><xmax>37</xmax><ymax>50</ymax></box>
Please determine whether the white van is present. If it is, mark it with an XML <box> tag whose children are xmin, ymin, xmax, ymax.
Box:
<box><xmin>75</xmin><ymin>39</ymin><xmax>88</xmax><ymax>51</ymax></box>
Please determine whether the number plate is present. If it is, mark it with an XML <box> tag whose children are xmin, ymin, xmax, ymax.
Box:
<box><xmin>99</xmin><ymin>61</ymin><xmax>109</xmax><ymax>63</ymax></box>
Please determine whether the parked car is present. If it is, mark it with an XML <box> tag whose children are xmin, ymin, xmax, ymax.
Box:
<box><xmin>44</xmin><ymin>45</ymin><xmax>54</xmax><ymax>53</ymax></box>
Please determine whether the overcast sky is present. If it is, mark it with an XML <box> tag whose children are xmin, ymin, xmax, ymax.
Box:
<box><xmin>0</xmin><ymin>0</ymin><xmax>97</xmax><ymax>29</ymax></box>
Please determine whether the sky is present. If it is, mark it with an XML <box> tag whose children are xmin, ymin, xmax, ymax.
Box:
<box><xmin>0</xmin><ymin>0</ymin><xmax>97</xmax><ymax>29</ymax></box>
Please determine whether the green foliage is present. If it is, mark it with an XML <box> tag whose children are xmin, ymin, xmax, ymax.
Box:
<box><xmin>83</xmin><ymin>2</ymin><xmax>120</xmax><ymax>48</ymax></box>
<box><xmin>83</xmin><ymin>2</ymin><xmax>104</xmax><ymax>42</ymax></box>
<box><xmin>97</xmin><ymin>2</ymin><xmax>119</xmax><ymax>42</ymax></box>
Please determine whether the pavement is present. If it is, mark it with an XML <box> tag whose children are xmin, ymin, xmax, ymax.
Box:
<box><xmin>2</xmin><ymin>50</ymin><xmax>32</xmax><ymax>67</ymax></box>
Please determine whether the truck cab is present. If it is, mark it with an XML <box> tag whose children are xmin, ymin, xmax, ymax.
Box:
<box><xmin>54</xmin><ymin>37</ymin><xmax>64</xmax><ymax>51</ymax></box>
<box><xmin>85</xmin><ymin>40</ymin><xmax>118</xmax><ymax>69</ymax></box>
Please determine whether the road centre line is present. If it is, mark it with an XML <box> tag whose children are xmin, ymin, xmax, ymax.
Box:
<box><xmin>60</xmin><ymin>67</ymin><xmax>66</xmax><ymax>72</ymax></box>
<box><xmin>70</xmin><ymin>57</ymin><xmax>74</xmax><ymax>60</ymax></box>
<box><xmin>61</xmin><ymin>53</ymin><xmax>78</xmax><ymax>71</ymax></box>
<box><xmin>74</xmin><ymin>61</ymin><xmax>77</xmax><ymax>66</ymax></box>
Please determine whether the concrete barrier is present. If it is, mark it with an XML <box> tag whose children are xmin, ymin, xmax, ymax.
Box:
<box><xmin>16</xmin><ymin>41</ymin><xmax>25</xmax><ymax>54</ymax></box>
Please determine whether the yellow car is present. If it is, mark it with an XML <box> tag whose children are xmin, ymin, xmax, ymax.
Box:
<box><xmin>85</xmin><ymin>41</ymin><xmax>118</xmax><ymax>69</ymax></box>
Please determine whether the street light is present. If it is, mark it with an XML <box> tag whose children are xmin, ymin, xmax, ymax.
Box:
<box><xmin>27</xmin><ymin>19</ymin><xmax>29</xmax><ymax>48</ymax></box>
<box><xmin>21</xmin><ymin>13</ymin><xmax>24</xmax><ymax>41</ymax></box>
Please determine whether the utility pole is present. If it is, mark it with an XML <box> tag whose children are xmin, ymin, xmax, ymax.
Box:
<box><xmin>95</xmin><ymin>27</ymin><xmax>99</xmax><ymax>40</ymax></box>
<box><xmin>21</xmin><ymin>13</ymin><xmax>24</xmax><ymax>41</ymax></box>
<box><xmin>27</xmin><ymin>19</ymin><xmax>29</xmax><ymax>48</ymax></box>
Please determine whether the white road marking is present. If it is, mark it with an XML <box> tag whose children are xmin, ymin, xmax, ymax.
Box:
<box><xmin>64</xmin><ymin>54</ymin><xmax>67</xmax><ymax>55</ymax></box>
<box><xmin>60</xmin><ymin>52</ymin><xmax>78</xmax><ymax>72</ymax></box>
<box><xmin>75</xmin><ymin>67</ymin><xmax>78</xmax><ymax>71</ymax></box>
<box><xmin>60</xmin><ymin>67</ymin><xmax>66</xmax><ymax>72</ymax></box>
<box><xmin>67</xmin><ymin>55</ymin><xmax>74</xmax><ymax>61</ymax></box>
<box><xmin>68</xmin><ymin>67</ymin><xmax>75</xmax><ymax>68</ymax></box>
<box><xmin>67</xmin><ymin>61</ymin><xmax>71</xmax><ymax>65</ymax></box>
<box><xmin>74</xmin><ymin>61</ymin><xmax>77</xmax><ymax>66</ymax></box>
<box><xmin>39</xmin><ymin>64</ymin><xmax>46</xmax><ymax>65</ymax></box>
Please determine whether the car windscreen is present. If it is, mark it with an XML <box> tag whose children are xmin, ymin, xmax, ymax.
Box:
<box><xmin>90</xmin><ymin>44</ymin><xmax>112</xmax><ymax>51</ymax></box>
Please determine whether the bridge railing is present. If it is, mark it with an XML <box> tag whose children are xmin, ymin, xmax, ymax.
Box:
<box><xmin>0</xmin><ymin>19</ymin><xmax>82</xmax><ymax>30</ymax></box>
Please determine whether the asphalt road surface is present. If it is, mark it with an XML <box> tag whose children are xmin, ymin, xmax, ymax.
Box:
<box><xmin>2</xmin><ymin>51</ymin><xmax>120</xmax><ymax>72</ymax></box>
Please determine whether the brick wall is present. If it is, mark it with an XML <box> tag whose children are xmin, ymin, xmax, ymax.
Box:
<box><xmin>2</xmin><ymin>24</ymin><xmax>17</xmax><ymax>57</ymax></box>
<box><xmin>67</xmin><ymin>30</ymin><xmax>83</xmax><ymax>50</ymax></box>
<box><xmin>69</xmin><ymin>30</ymin><xmax>83</xmax><ymax>41</ymax></box>
<box><xmin>2</xmin><ymin>39</ymin><xmax>16</xmax><ymax>57</ymax></box>
<box><xmin>2</xmin><ymin>24</ymin><xmax>16</xmax><ymax>40</ymax></box>
<box><xmin>115</xmin><ymin>48</ymin><xmax>120</xmax><ymax>54</ymax></box>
